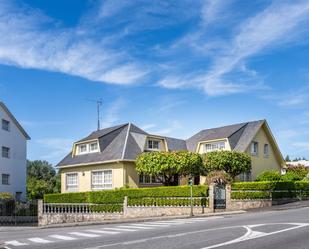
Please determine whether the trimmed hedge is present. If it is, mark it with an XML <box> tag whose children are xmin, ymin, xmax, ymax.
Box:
<box><xmin>44</xmin><ymin>185</ymin><xmax>208</xmax><ymax>206</ymax></box>
<box><xmin>231</xmin><ymin>181</ymin><xmax>309</xmax><ymax>200</ymax></box>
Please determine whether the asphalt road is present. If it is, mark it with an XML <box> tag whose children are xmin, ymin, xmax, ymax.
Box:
<box><xmin>1</xmin><ymin>206</ymin><xmax>309</xmax><ymax>249</ymax></box>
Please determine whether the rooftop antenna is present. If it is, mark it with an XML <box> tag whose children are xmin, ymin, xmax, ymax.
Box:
<box><xmin>87</xmin><ymin>99</ymin><xmax>103</xmax><ymax>131</ymax></box>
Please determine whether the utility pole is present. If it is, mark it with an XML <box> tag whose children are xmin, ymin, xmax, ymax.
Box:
<box><xmin>96</xmin><ymin>99</ymin><xmax>102</xmax><ymax>131</ymax></box>
<box><xmin>188</xmin><ymin>174</ymin><xmax>194</xmax><ymax>217</ymax></box>
<box><xmin>86</xmin><ymin>99</ymin><xmax>102</xmax><ymax>131</ymax></box>
<box><xmin>97</xmin><ymin>99</ymin><xmax>102</xmax><ymax>130</ymax></box>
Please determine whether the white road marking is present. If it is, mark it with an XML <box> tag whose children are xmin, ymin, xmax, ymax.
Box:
<box><xmin>86</xmin><ymin>229</ymin><xmax>120</xmax><ymax>235</ymax></box>
<box><xmin>104</xmin><ymin>227</ymin><xmax>137</xmax><ymax>232</ymax></box>
<box><xmin>132</xmin><ymin>223</ymin><xmax>171</xmax><ymax>227</ymax></box>
<box><xmin>49</xmin><ymin>234</ymin><xmax>77</xmax><ymax>241</ymax></box>
<box><xmin>5</xmin><ymin>240</ymin><xmax>28</xmax><ymax>246</ymax></box>
<box><xmin>200</xmin><ymin>223</ymin><xmax>309</xmax><ymax>249</ymax></box>
<box><xmin>28</xmin><ymin>238</ymin><xmax>52</xmax><ymax>244</ymax></box>
<box><xmin>69</xmin><ymin>232</ymin><xmax>101</xmax><ymax>238</ymax></box>
<box><xmin>117</xmin><ymin>225</ymin><xmax>153</xmax><ymax>230</ymax></box>
<box><xmin>83</xmin><ymin>223</ymin><xmax>309</xmax><ymax>249</ymax></box>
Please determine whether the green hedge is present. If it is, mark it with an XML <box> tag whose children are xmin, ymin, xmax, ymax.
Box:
<box><xmin>44</xmin><ymin>185</ymin><xmax>208</xmax><ymax>206</ymax></box>
<box><xmin>231</xmin><ymin>181</ymin><xmax>309</xmax><ymax>200</ymax></box>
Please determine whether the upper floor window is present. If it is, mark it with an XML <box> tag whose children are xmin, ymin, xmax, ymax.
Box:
<box><xmin>251</xmin><ymin>141</ymin><xmax>258</xmax><ymax>156</ymax></box>
<box><xmin>91</xmin><ymin>170</ymin><xmax>112</xmax><ymax>190</ymax></box>
<box><xmin>90</xmin><ymin>142</ymin><xmax>98</xmax><ymax>152</ymax></box>
<box><xmin>204</xmin><ymin>141</ymin><xmax>225</xmax><ymax>153</ymax></box>
<box><xmin>76</xmin><ymin>142</ymin><xmax>99</xmax><ymax>155</ymax></box>
<box><xmin>2</xmin><ymin>174</ymin><xmax>10</xmax><ymax>185</ymax></box>
<box><xmin>264</xmin><ymin>144</ymin><xmax>269</xmax><ymax>157</ymax></box>
<box><xmin>66</xmin><ymin>173</ymin><xmax>78</xmax><ymax>191</ymax></box>
<box><xmin>2</xmin><ymin>119</ymin><xmax>10</xmax><ymax>131</ymax></box>
<box><xmin>148</xmin><ymin>140</ymin><xmax>159</xmax><ymax>150</ymax></box>
<box><xmin>2</xmin><ymin>146</ymin><xmax>10</xmax><ymax>158</ymax></box>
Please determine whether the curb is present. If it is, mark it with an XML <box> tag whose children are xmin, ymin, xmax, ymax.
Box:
<box><xmin>0</xmin><ymin>210</ymin><xmax>246</xmax><ymax>231</ymax></box>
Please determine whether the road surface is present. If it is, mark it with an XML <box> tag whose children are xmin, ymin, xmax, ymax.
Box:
<box><xmin>1</xmin><ymin>206</ymin><xmax>309</xmax><ymax>249</ymax></box>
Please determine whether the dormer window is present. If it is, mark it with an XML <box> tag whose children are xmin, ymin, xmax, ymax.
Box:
<box><xmin>76</xmin><ymin>141</ymin><xmax>99</xmax><ymax>155</ymax></box>
<box><xmin>148</xmin><ymin>140</ymin><xmax>159</xmax><ymax>150</ymax></box>
<box><xmin>90</xmin><ymin>142</ymin><xmax>98</xmax><ymax>152</ymax></box>
<box><xmin>79</xmin><ymin>144</ymin><xmax>87</xmax><ymax>154</ymax></box>
<box><xmin>204</xmin><ymin>141</ymin><xmax>225</xmax><ymax>153</ymax></box>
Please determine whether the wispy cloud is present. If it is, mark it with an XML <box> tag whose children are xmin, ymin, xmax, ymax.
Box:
<box><xmin>140</xmin><ymin>124</ymin><xmax>156</xmax><ymax>131</ymax></box>
<box><xmin>0</xmin><ymin>1</ymin><xmax>148</xmax><ymax>85</ymax></box>
<box><xmin>149</xmin><ymin>120</ymin><xmax>183</xmax><ymax>136</ymax></box>
<box><xmin>159</xmin><ymin>1</ymin><xmax>309</xmax><ymax>96</ymax></box>
<box><xmin>36</xmin><ymin>138</ymin><xmax>73</xmax><ymax>161</ymax></box>
<box><xmin>100</xmin><ymin>98</ymin><xmax>126</xmax><ymax>128</ymax></box>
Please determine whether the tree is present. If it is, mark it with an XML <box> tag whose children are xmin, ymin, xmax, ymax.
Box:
<box><xmin>202</xmin><ymin>151</ymin><xmax>251</xmax><ymax>179</ymax></box>
<box><xmin>136</xmin><ymin>151</ymin><xmax>204</xmax><ymax>186</ymax></box>
<box><xmin>26</xmin><ymin>160</ymin><xmax>60</xmax><ymax>199</ymax></box>
<box><xmin>285</xmin><ymin>155</ymin><xmax>290</xmax><ymax>162</ymax></box>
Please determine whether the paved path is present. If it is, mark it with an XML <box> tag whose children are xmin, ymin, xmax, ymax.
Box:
<box><xmin>1</xmin><ymin>206</ymin><xmax>309</xmax><ymax>249</ymax></box>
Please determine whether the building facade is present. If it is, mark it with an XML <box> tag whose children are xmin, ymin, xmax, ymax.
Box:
<box><xmin>0</xmin><ymin>102</ymin><xmax>30</xmax><ymax>200</ymax></box>
<box><xmin>58</xmin><ymin>120</ymin><xmax>285</xmax><ymax>193</ymax></box>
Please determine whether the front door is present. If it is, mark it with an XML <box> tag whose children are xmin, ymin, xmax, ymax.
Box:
<box><xmin>214</xmin><ymin>184</ymin><xmax>226</xmax><ymax>209</ymax></box>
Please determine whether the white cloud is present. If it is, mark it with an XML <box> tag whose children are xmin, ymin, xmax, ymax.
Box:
<box><xmin>0</xmin><ymin>1</ymin><xmax>148</xmax><ymax>85</ymax></box>
<box><xmin>140</xmin><ymin>124</ymin><xmax>156</xmax><ymax>131</ymax></box>
<box><xmin>36</xmin><ymin>138</ymin><xmax>73</xmax><ymax>161</ymax></box>
<box><xmin>293</xmin><ymin>142</ymin><xmax>309</xmax><ymax>152</ymax></box>
<box><xmin>149</xmin><ymin>120</ymin><xmax>183</xmax><ymax>136</ymax></box>
<box><xmin>100</xmin><ymin>98</ymin><xmax>126</xmax><ymax>128</ymax></box>
<box><xmin>159</xmin><ymin>1</ymin><xmax>309</xmax><ymax>96</ymax></box>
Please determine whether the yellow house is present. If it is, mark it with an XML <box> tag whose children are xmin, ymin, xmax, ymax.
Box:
<box><xmin>57</xmin><ymin>120</ymin><xmax>285</xmax><ymax>193</ymax></box>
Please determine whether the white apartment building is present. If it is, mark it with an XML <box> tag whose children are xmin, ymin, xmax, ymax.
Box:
<box><xmin>0</xmin><ymin>102</ymin><xmax>30</xmax><ymax>200</ymax></box>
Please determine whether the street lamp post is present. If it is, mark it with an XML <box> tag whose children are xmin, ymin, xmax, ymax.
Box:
<box><xmin>188</xmin><ymin>175</ymin><xmax>194</xmax><ymax>217</ymax></box>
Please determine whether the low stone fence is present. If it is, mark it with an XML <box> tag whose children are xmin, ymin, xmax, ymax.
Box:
<box><xmin>38</xmin><ymin>197</ymin><xmax>210</xmax><ymax>226</ymax></box>
<box><xmin>228</xmin><ymin>199</ymin><xmax>272</xmax><ymax>210</ymax></box>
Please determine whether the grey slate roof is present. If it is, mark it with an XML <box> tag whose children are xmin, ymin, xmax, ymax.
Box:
<box><xmin>57</xmin><ymin>119</ymin><xmax>272</xmax><ymax>167</ymax></box>
<box><xmin>0</xmin><ymin>101</ymin><xmax>31</xmax><ymax>140</ymax></box>
<box><xmin>186</xmin><ymin>120</ymin><xmax>265</xmax><ymax>152</ymax></box>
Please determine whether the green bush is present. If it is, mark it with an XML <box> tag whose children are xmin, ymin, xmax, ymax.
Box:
<box><xmin>232</xmin><ymin>181</ymin><xmax>275</xmax><ymax>191</ymax></box>
<box><xmin>256</xmin><ymin>170</ymin><xmax>281</xmax><ymax>182</ymax></box>
<box><xmin>44</xmin><ymin>185</ymin><xmax>208</xmax><ymax>209</ymax></box>
<box><xmin>0</xmin><ymin>192</ymin><xmax>14</xmax><ymax>200</ymax></box>
<box><xmin>281</xmin><ymin>172</ymin><xmax>304</xmax><ymax>181</ymax></box>
<box><xmin>231</xmin><ymin>191</ymin><xmax>271</xmax><ymax>199</ymax></box>
<box><xmin>44</xmin><ymin>192</ymin><xmax>89</xmax><ymax>203</ymax></box>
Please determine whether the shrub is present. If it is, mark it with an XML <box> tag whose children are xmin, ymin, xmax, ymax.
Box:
<box><xmin>232</xmin><ymin>181</ymin><xmax>275</xmax><ymax>191</ymax></box>
<box><xmin>0</xmin><ymin>192</ymin><xmax>14</xmax><ymax>200</ymax></box>
<box><xmin>44</xmin><ymin>185</ymin><xmax>209</xmax><ymax>209</ymax></box>
<box><xmin>281</xmin><ymin>172</ymin><xmax>304</xmax><ymax>181</ymax></box>
<box><xmin>203</xmin><ymin>151</ymin><xmax>251</xmax><ymax>178</ymax></box>
<box><xmin>231</xmin><ymin>191</ymin><xmax>271</xmax><ymax>199</ymax></box>
<box><xmin>256</xmin><ymin>170</ymin><xmax>281</xmax><ymax>182</ymax></box>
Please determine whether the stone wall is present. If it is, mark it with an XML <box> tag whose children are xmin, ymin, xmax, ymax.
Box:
<box><xmin>228</xmin><ymin>199</ymin><xmax>272</xmax><ymax>210</ymax></box>
<box><xmin>124</xmin><ymin>206</ymin><xmax>211</xmax><ymax>219</ymax></box>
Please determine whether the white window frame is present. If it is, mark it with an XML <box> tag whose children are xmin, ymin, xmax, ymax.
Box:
<box><xmin>139</xmin><ymin>173</ymin><xmax>162</xmax><ymax>184</ymax></box>
<box><xmin>89</xmin><ymin>142</ymin><xmax>99</xmax><ymax>152</ymax></box>
<box><xmin>2</xmin><ymin>119</ymin><xmax>10</xmax><ymax>131</ymax></box>
<box><xmin>91</xmin><ymin>170</ymin><xmax>113</xmax><ymax>190</ymax></box>
<box><xmin>78</xmin><ymin>144</ymin><xmax>88</xmax><ymax>154</ymax></box>
<box><xmin>66</xmin><ymin>173</ymin><xmax>78</xmax><ymax>191</ymax></box>
<box><xmin>204</xmin><ymin>141</ymin><xmax>225</xmax><ymax>153</ymax></box>
<box><xmin>251</xmin><ymin>141</ymin><xmax>259</xmax><ymax>156</ymax></box>
<box><xmin>2</xmin><ymin>174</ymin><xmax>10</xmax><ymax>185</ymax></box>
<box><xmin>2</xmin><ymin>146</ymin><xmax>10</xmax><ymax>158</ymax></box>
<box><xmin>264</xmin><ymin>144</ymin><xmax>269</xmax><ymax>157</ymax></box>
<box><xmin>147</xmin><ymin>140</ymin><xmax>160</xmax><ymax>150</ymax></box>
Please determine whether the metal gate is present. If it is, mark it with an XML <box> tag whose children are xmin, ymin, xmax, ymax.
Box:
<box><xmin>214</xmin><ymin>184</ymin><xmax>226</xmax><ymax>209</ymax></box>
<box><xmin>0</xmin><ymin>200</ymin><xmax>38</xmax><ymax>226</ymax></box>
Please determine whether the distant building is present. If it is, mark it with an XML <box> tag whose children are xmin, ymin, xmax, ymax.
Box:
<box><xmin>286</xmin><ymin>160</ymin><xmax>309</xmax><ymax>169</ymax></box>
<box><xmin>0</xmin><ymin>102</ymin><xmax>30</xmax><ymax>200</ymax></box>
<box><xmin>58</xmin><ymin>119</ymin><xmax>285</xmax><ymax>193</ymax></box>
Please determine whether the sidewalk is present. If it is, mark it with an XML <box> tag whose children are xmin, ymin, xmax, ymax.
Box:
<box><xmin>0</xmin><ymin>210</ymin><xmax>246</xmax><ymax>231</ymax></box>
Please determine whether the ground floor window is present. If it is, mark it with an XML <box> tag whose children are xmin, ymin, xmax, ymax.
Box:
<box><xmin>2</xmin><ymin>174</ymin><xmax>10</xmax><ymax>185</ymax></box>
<box><xmin>139</xmin><ymin>174</ymin><xmax>162</xmax><ymax>184</ymax></box>
<box><xmin>91</xmin><ymin>170</ymin><xmax>112</xmax><ymax>190</ymax></box>
<box><xmin>239</xmin><ymin>171</ymin><xmax>251</xmax><ymax>182</ymax></box>
<box><xmin>66</xmin><ymin>173</ymin><xmax>78</xmax><ymax>191</ymax></box>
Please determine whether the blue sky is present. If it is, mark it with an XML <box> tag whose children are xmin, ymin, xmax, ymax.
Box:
<box><xmin>0</xmin><ymin>0</ymin><xmax>309</xmax><ymax>165</ymax></box>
